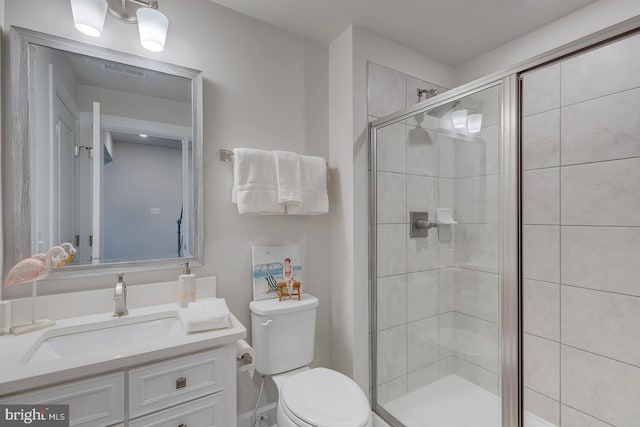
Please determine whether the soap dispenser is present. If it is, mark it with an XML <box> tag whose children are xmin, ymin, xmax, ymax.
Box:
<box><xmin>178</xmin><ymin>262</ymin><xmax>196</xmax><ymax>307</ymax></box>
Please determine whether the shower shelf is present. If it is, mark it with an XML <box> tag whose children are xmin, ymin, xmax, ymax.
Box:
<box><xmin>436</xmin><ymin>208</ymin><xmax>458</xmax><ymax>225</ymax></box>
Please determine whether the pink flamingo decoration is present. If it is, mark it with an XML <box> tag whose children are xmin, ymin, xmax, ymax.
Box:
<box><xmin>4</xmin><ymin>245</ymin><xmax>70</xmax><ymax>334</ymax></box>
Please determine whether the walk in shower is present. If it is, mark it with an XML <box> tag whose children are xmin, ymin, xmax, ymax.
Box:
<box><xmin>369</xmin><ymin>24</ymin><xmax>640</xmax><ymax>427</ymax></box>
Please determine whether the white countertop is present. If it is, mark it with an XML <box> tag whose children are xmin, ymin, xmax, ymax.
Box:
<box><xmin>0</xmin><ymin>299</ymin><xmax>247</xmax><ymax>397</ymax></box>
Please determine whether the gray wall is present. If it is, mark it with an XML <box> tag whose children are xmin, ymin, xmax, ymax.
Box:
<box><xmin>103</xmin><ymin>141</ymin><xmax>183</xmax><ymax>262</ymax></box>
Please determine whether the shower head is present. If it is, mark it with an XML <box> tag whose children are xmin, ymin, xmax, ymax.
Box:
<box><xmin>416</xmin><ymin>88</ymin><xmax>460</xmax><ymax>118</ymax></box>
<box><xmin>417</xmin><ymin>88</ymin><xmax>440</xmax><ymax>102</ymax></box>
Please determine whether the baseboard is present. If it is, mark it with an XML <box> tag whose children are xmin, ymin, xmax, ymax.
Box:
<box><xmin>237</xmin><ymin>402</ymin><xmax>278</xmax><ymax>427</ymax></box>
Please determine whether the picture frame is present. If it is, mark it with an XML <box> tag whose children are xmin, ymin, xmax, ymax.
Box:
<box><xmin>251</xmin><ymin>245</ymin><xmax>302</xmax><ymax>301</ymax></box>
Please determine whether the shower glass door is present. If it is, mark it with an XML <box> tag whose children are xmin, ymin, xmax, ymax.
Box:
<box><xmin>372</xmin><ymin>83</ymin><xmax>504</xmax><ymax>427</ymax></box>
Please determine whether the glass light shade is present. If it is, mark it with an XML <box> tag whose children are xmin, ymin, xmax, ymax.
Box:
<box><xmin>70</xmin><ymin>0</ymin><xmax>107</xmax><ymax>37</ymax></box>
<box><xmin>467</xmin><ymin>113</ymin><xmax>483</xmax><ymax>133</ymax></box>
<box><xmin>137</xmin><ymin>7</ymin><xmax>169</xmax><ymax>52</ymax></box>
<box><xmin>451</xmin><ymin>109</ymin><xmax>468</xmax><ymax>129</ymax></box>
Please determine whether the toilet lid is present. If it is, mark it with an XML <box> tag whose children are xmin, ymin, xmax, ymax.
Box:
<box><xmin>281</xmin><ymin>368</ymin><xmax>370</xmax><ymax>427</ymax></box>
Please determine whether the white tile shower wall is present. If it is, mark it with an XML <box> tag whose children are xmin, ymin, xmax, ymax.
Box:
<box><xmin>371</xmin><ymin>61</ymin><xmax>504</xmax><ymax>403</ymax></box>
<box><xmin>370</xmin><ymin>62</ymin><xmax>453</xmax><ymax>403</ymax></box>
<box><xmin>525</xmin><ymin>388</ymin><xmax>559</xmax><ymax>427</ymax></box>
<box><xmin>522</xmin><ymin>32</ymin><xmax>640</xmax><ymax>427</ymax></box>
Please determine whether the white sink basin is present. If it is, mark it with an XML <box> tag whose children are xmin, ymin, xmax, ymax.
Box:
<box><xmin>24</xmin><ymin>313</ymin><xmax>184</xmax><ymax>364</ymax></box>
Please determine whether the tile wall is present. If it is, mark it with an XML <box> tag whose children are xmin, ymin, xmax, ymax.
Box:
<box><xmin>522</xmin><ymin>33</ymin><xmax>640</xmax><ymax>427</ymax></box>
<box><xmin>369</xmin><ymin>62</ymin><xmax>502</xmax><ymax>406</ymax></box>
<box><xmin>370</xmin><ymin>62</ymin><xmax>447</xmax><ymax>405</ymax></box>
<box><xmin>437</xmin><ymin>87</ymin><xmax>502</xmax><ymax>396</ymax></box>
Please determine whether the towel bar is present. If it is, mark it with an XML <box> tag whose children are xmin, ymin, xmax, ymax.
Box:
<box><xmin>219</xmin><ymin>149</ymin><xmax>330</xmax><ymax>182</ymax></box>
<box><xmin>220</xmin><ymin>149</ymin><xmax>234</xmax><ymax>162</ymax></box>
<box><xmin>220</xmin><ymin>149</ymin><xmax>328</xmax><ymax>167</ymax></box>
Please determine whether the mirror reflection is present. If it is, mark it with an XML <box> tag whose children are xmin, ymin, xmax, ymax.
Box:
<box><xmin>30</xmin><ymin>45</ymin><xmax>193</xmax><ymax>265</ymax></box>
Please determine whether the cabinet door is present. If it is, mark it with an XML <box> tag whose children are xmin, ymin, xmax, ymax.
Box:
<box><xmin>0</xmin><ymin>372</ymin><xmax>125</xmax><ymax>427</ymax></box>
<box><xmin>129</xmin><ymin>349</ymin><xmax>226</xmax><ymax>418</ymax></box>
<box><xmin>129</xmin><ymin>394</ymin><xmax>225</xmax><ymax>427</ymax></box>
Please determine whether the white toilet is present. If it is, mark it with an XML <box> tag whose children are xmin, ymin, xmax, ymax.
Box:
<box><xmin>250</xmin><ymin>294</ymin><xmax>372</xmax><ymax>427</ymax></box>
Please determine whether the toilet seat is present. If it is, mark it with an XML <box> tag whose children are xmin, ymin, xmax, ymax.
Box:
<box><xmin>280</xmin><ymin>367</ymin><xmax>370</xmax><ymax>427</ymax></box>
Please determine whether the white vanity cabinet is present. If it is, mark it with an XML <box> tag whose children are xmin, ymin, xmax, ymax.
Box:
<box><xmin>0</xmin><ymin>372</ymin><xmax>126</xmax><ymax>426</ymax></box>
<box><xmin>0</xmin><ymin>346</ymin><xmax>236</xmax><ymax>427</ymax></box>
<box><xmin>128</xmin><ymin>348</ymin><xmax>228</xmax><ymax>421</ymax></box>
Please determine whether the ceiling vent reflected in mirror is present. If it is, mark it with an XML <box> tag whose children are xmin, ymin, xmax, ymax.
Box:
<box><xmin>70</xmin><ymin>0</ymin><xmax>169</xmax><ymax>52</ymax></box>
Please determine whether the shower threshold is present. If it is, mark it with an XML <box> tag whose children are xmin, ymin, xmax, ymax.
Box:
<box><xmin>383</xmin><ymin>375</ymin><xmax>554</xmax><ymax>427</ymax></box>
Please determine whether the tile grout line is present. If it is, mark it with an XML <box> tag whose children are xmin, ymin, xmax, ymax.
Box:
<box><xmin>522</xmin><ymin>83</ymin><xmax>640</xmax><ymax>118</ymax></box>
<box><xmin>522</xmin><ymin>277</ymin><xmax>640</xmax><ymax>300</ymax></box>
<box><xmin>519</xmin><ymin>328</ymin><xmax>640</xmax><ymax>371</ymax></box>
<box><xmin>560</xmin><ymin>154</ymin><xmax>640</xmax><ymax>169</ymax></box>
<box><xmin>561</xmin><ymin>403</ymin><xmax>616</xmax><ymax>427</ymax></box>
<box><xmin>561</xmin><ymin>84</ymin><xmax>640</xmax><ymax>110</ymax></box>
<box><xmin>560</xmin><ymin>341</ymin><xmax>640</xmax><ymax>370</ymax></box>
<box><xmin>522</xmin><ymin>153</ymin><xmax>640</xmax><ymax>172</ymax></box>
<box><xmin>560</xmin><ymin>282</ymin><xmax>640</xmax><ymax>299</ymax></box>
<box><xmin>524</xmin><ymin>223</ymin><xmax>640</xmax><ymax>228</ymax></box>
<box><xmin>524</xmin><ymin>385</ymin><xmax>558</xmax><ymax>403</ymax></box>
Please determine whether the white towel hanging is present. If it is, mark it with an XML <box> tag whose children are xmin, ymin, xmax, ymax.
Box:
<box><xmin>232</xmin><ymin>148</ymin><xmax>285</xmax><ymax>215</ymax></box>
<box><xmin>273</xmin><ymin>150</ymin><xmax>303</xmax><ymax>206</ymax></box>
<box><xmin>287</xmin><ymin>155</ymin><xmax>329</xmax><ymax>215</ymax></box>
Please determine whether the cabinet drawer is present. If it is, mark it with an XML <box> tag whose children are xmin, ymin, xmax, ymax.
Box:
<box><xmin>129</xmin><ymin>394</ymin><xmax>225</xmax><ymax>427</ymax></box>
<box><xmin>129</xmin><ymin>349</ymin><xmax>226</xmax><ymax>418</ymax></box>
<box><xmin>0</xmin><ymin>372</ymin><xmax>125</xmax><ymax>427</ymax></box>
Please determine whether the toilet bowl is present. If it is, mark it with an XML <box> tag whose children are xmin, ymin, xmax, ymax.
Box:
<box><xmin>273</xmin><ymin>367</ymin><xmax>372</xmax><ymax>427</ymax></box>
<box><xmin>249</xmin><ymin>294</ymin><xmax>372</xmax><ymax>427</ymax></box>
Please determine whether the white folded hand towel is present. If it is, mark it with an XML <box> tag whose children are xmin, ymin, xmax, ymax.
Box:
<box><xmin>179</xmin><ymin>298</ymin><xmax>231</xmax><ymax>333</ymax></box>
<box><xmin>287</xmin><ymin>155</ymin><xmax>329</xmax><ymax>215</ymax></box>
<box><xmin>273</xmin><ymin>150</ymin><xmax>303</xmax><ymax>206</ymax></box>
<box><xmin>232</xmin><ymin>148</ymin><xmax>285</xmax><ymax>215</ymax></box>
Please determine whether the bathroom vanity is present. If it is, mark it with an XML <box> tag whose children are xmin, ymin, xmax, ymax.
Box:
<box><xmin>0</xmin><ymin>300</ymin><xmax>246</xmax><ymax>427</ymax></box>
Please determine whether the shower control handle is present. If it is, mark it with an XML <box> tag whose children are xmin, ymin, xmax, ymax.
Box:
<box><xmin>415</xmin><ymin>219</ymin><xmax>437</xmax><ymax>230</ymax></box>
<box><xmin>410</xmin><ymin>212</ymin><xmax>436</xmax><ymax>238</ymax></box>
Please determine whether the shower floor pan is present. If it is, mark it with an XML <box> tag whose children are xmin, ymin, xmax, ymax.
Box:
<box><xmin>384</xmin><ymin>375</ymin><xmax>554</xmax><ymax>427</ymax></box>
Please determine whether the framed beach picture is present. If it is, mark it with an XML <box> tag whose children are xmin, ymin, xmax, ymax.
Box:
<box><xmin>251</xmin><ymin>245</ymin><xmax>302</xmax><ymax>301</ymax></box>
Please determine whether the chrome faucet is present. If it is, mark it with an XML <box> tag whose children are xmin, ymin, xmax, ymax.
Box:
<box><xmin>113</xmin><ymin>273</ymin><xmax>128</xmax><ymax>317</ymax></box>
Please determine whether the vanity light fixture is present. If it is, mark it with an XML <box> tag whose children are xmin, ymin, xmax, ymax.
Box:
<box><xmin>451</xmin><ymin>109</ymin><xmax>468</xmax><ymax>129</ymax></box>
<box><xmin>70</xmin><ymin>0</ymin><xmax>108</xmax><ymax>37</ymax></box>
<box><xmin>451</xmin><ymin>109</ymin><xmax>483</xmax><ymax>133</ymax></box>
<box><xmin>70</xmin><ymin>0</ymin><xmax>170</xmax><ymax>52</ymax></box>
<box><xmin>467</xmin><ymin>113</ymin><xmax>483</xmax><ymax>133</ymax></box>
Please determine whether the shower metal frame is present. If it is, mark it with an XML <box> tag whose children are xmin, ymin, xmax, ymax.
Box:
<box><xmin>368</xmin><ymin>15</ymin><xmax>640</xmax><ymax>427</ymax></box>
<box><xmin>369</xmin><ymin>78</ymin><xmax>515</xmax><ymax>427</ymax></box>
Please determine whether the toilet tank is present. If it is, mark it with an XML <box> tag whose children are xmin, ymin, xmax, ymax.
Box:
<box><xmin>249</xmin><ymin>294</ymin><xmax>319</xmax><ymax>375</ymax></box>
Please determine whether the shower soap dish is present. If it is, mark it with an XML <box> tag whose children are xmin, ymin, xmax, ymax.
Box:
<box><xmin>437</xmin><ymin>208</ymin><xmax>458</xmax><ymax>225</ymax></box>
